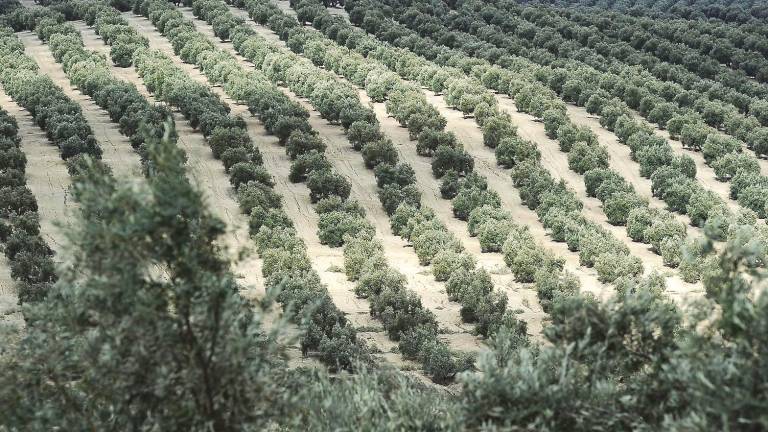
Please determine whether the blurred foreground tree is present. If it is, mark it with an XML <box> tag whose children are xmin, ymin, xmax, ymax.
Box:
<box><xmin>0</xmin><ymin>122</ymin><xmax>292</xmax><ymax>430</ymax></box>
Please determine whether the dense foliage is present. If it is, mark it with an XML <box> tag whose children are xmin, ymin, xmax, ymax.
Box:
<box><xmin>2</xmin><ymin>0</ymin><xmax>768</xmax><ymax>429</ymax></box>
<box><xmin>0</xmin><ymin>108</ymin><xmax>55</xmax><ymax>304</ymax></box>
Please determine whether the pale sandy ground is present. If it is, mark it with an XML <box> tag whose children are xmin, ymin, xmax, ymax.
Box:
<box><xmin>278</xmin><ymin>0</ymin><xmax>709</xmax><ymax>302</ymax></box>
<box><xmin>566</xmin><ymin>104</ymin><xmax>708</xmax><ymax>228</ymax></box>
<box><xmin>175</xmin><ymin>8</ymin><xmax>485</xmax><ymax>352</ymax></box>
<box><xmin>489</xmin><ymin>95</ymin><xmax>702</xmax><ymax>299</ymax></box>
<box><xmin>225</xmin><ymin>6</ymin><xmax>548</xmax><ymax>339</ymax></box>
<box><xmin>359</xmin><ymin>92</ymin><xmax>547</xmax><ymax>338</ymax></box>
<box><xmin>630</xmin><ymin>109</ymin><xmax>750</xmax><ymax>214</ymax></box>
<box><xmin>0</xmin><ymin>84</ymin><xmax>72</xmax><ymax>337</ymax></box>
<box><xmin>0</xmin><ymin>87</ymin><xmax>70</xmax><ymax>257</ymax></box>
<box><xmin>73</xmin><ymin>21</ymin><xmax>317</xmax><ymax>363</ymax></box>
<box><xmin>18</xmin><ymin>32</ymin><xmax>144</xmax><ymax>181</ymax></box>
<box><xmin>234</xmin><ymin>2</ymin><xmax>689</xmax><ymax>300</ymax></box>
<box><xmin>122</xmin><ymin>12</ymin><xmax>420</xmax><ymax>368</ymax></box>
<box><xmin>229</xmin><ymin>2</ymin><xmax>608</xmax><ymax>331</ymax></box>
<box><xmin>76</xmin><ymin>22</ymin><xmax>265</xmax><ymax>302</ymax></box>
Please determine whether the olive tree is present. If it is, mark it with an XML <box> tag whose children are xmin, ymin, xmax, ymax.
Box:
<box><xmin>603</xmin><ymin>192</ymin><xmax>647</xmax><ymax>226</ymax></box>
<box><xmin>495</xmin><ymin>136</ymin><xmax>540</xmax><ymax>168</ymax></box>
<box><xmin>317</xmin><ymin>210</ymin><xmax>375</xmax><ymax>247</ymax></box>
<box><xmin>645</xmin><ymin>217</ymin><xmax>687</xmax><ymax>253</ymax></box>
<box><xmin>568</xmin><ymin>142</ymin><xmax>610</xmax><ymax>174</ymax></box>
<box><xmin>467</xmin><ymin>205</ymin><xmax>513</xmax><ymax>236</ymax></box>
<box><xmin>412</xmin><ymin>228</ymin><xmax>462</xmax><ymax>266</ymax></box>
<box><xmin>286</xmin><ymin>130</ymin><xmax>326</xmax><ymax>159</ymax></box>
<box><xmin>594</xmin><ymin>253</ymin><xmax>643</xmax><ymax>283</ymax></box>
<box><xmin>482</xmin><ymin>115</ymin><xmax>516</xmax><ymax>149</ymax></box>
<box><xmin>432</xmin><ymin>250</ymin><xmax>476</xmax><ymax>282</ymax></box>
<box><xmin>361</xmin><ymin>138</ymin><xmax>398</xmax><ymax>168</ymax></box>
<box><xmin>417</xmin><ymin>129</ymin><xmax>457</xmax><ymax>156</ymax></box>
<box><xmin>289</xmin><ymin>150</ymin><xmax>332</xmax><ymax>182</ymax></box>
<box><xmin>432</xmin><ymin>145</ymin><xmax>474</xmax><ymax>177</ymax></box>
<box><xmin>534</xmin><ymin>269</ymin><xmax>580</xmax><ymax>313</ymax></box>
<box><xmin>452</xmin><ymin>186</ymin><xmax>501</xmax><ymax>221</ymax></box>
<box><xmin>307</xmin><ymin>170</ymin><xmax>351</xmax><ymax>202</ymax></box>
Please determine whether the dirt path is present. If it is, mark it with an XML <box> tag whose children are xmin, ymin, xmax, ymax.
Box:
<box><xmin>565</xmin><ymin>104</ymin><xmax>710</xmax><ymax>231</ymax></box>
<box><xmin>358</xmin><ymin>90</ymin><xmax>547</xmax><ymax>336</ymax></box>
<box><xmin>0</xmin><ymin>86</ymin><xmax>71</xmax><ymax>257</ymax></box>
<box><xmin>224</xmin><ymin>4</ymin><xmax>552</xmax><ymax>339</ymax></box>
<box><xmin>175</xmin><ymin>7</ymin><xmax>484</xmax><ymax>351</ymax></box>
<box><xmin>0</xmin><ymin>252</ymin><xmax>18</xmax><ymax>316</ymax></box>
<box><xmin>487</xmin><ymin>95</ymin><xmax>701</xmax><ymax>299</ymax></box>
<box><xmin>225</xmin><ymin>4</ymin><xmax>548</xmax><ymax>338</ymax></box>
<box><xmin>122</xmin><ymin>12</ymin><xmax>426</xmax><ymax>366</ymax></box>
<box><xmin>17</xmin><ymin>31</ymin><xmax>144</xmax><ymax>182</ymax></box>
<box><xmin>0</xmin><ymin>84</ymin><xmax>72</xmax><ymax>332</ymax></box>
<box><xmin>632</xmin><ymin>110</ymin><xmax>746</xmax><ymax>214</ymax></box>
<box><xmin>76</xmin><ymin>22</ymin><xmax>269</xmax><ymax>306</ymax></box>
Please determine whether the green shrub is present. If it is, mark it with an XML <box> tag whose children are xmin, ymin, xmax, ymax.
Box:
<box><xmin>711</xmin><ymin>152</ymin><xmax>760</xmax><ymax>181</ymax></box>
<box><xmin>236</xmin><ymin>181</ymin><xmax>282</xmax><ymax>213</ymax></box>
<box><xmin>482</xmin><ymin>115</ymin><xmax>516</xmax><ymax>149</ymax></box>
<box><xmin>503</xmin><ymin>228</ymin><xmax>562</xmax><ymax>282</ymax></box>
<box><xmin>417</xmin><ymin>129</ymin><xmax>457</xmax><ymax>156</ymax></box>
<box><xmin>467</xmin><ymin>205</ymin><xmax>513</xmax><ymax>236</ymax></box>
<box><xmin>343</xmin><ymin>237</ymin><xmax>385</xmax><ymax>281</ymax></box>
<box><xmin>229</xmin><ymin>162</ymin><xmax>274</xmax><ymax>189</ymax></box>
<box><xmin>398</xmin><ymin>325</ymin><xmax>438</xmax><ymax>360</ymax></box>
<box><xmin>439</xmin><ymin>170</ymin><xmax>460</xmax><ymax>199</ymax></box>
<box><xmin>307</xmin><ymin>170</ymin><xmax>351</xmax><ymax>203</ymax></box>
<box><xmin>495</xmin><ymin>136</ymin><xmax>540</xmax><ymax>168</ymax></box>
<box><xmin>446</xmin><ymin>268</ymin><xmax>494</xmax><ymax>303</ymax></box>
<box><xmin>317</xmin><ymin>211</ymin><xmax>374</xmax><ymax>247</ymax></box>
<box><xmin>289</xmin><ymin>150</ymin><xmax>332</xmax><ymax>182</ymax></box>
<box><xmin>603</xmin><ymin>192</ymin><xmax>646</xmax><ymax>226</ymax></box>
<box><xmin>452</xmin><ymin>186</ymin><xmax>501</xmax><ymax>221</ymax></box>
<box><xmin>315</xmin><ymin>196</ymin><xmax>365</xmax><ymax>217</ymax></box>
<box><xmin>361</xmin><ymin>138</ymin><xmax>398</xmax><ymax>168</ymax></box>
<box><xmin>412</xmin><ymin>228</ymin><xmax>462</xmax><ymax>266</ymax></box>
<box><xmin>645</xmin><ymin>217</ymin><xmax>687</xmax><ymax>253</ymax></box>
<box><xmin>208</xmin><ymin>126</ymin><xmax>251</xmax><ymax>158</ymax></box>
<box><xmin>378</xmin><ymin>184</ymin><xmax>421</xmax><ymax>215</ymax></box>
<box><xmin>374</xmin><ymin>163</ymin><xmax>416</xmax><ymax>187</ymax></box>
<box><xmin>419</xmin><ymin>340</ymin><xmax>458</xmax><ymax>383</ymax></box>
<box><xmin>478</xmin><ymin>221</ymin><xmax>513</xmax><ymax>252</ymax></box>
<box><xmin>347</xmin><ymin>120</ymin><xmax>382</xmax><ymax>151</ymax></box>
<box><xmin>594</xmin><ymin>253</ymin><xmax>643</xmax><ymax>283</ymax></box>
<box><xmin>220</xmin><ymin>147</ymin><xmax>250</xmax><ymax>172</ymax></box>
<box><xmin>285</xmin><ymin>130</ymin><xmax>325</xmax><ymax>159</ymax></box>
<box><xmin>432</xmin><ymin>251</ymin><xmax>476</xmax><ymax>282</ymax></box>
<box><xmin>534</xmin><ymin>269</ymin><xmax>580</xmax><ymax>313</ymax></box>
<box><xmin>432</xmin><ymin>145</ymin><xmax>473</xmax><ymax>177</ymax></box>
<box><xmin>578</xmin><ymin>228</ymin><xmax>626</xmax><ymax>267</ymax></box>
<box><xmin>354</xmin><ymin>267</ymin><xmax>406</xmax><ymax>299</ymax></box>
<box><xmin>625</xmin><ymin>206</ymin><xmax>659</xmax><ymax>242</ymax></box>
<box><xmin>567</xmin><ymin>142</ymin><xmax>609</xmax><ymax>174</ymax></box>
<box><xmin>584</xmin><ymin>168</ymin><xmax>621</xmax><ymax>197</ymax></box>
<box><xmin>248</xmin><ymin>207</ymin><xmax>293</xmax><ymax>235</ymax></box>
